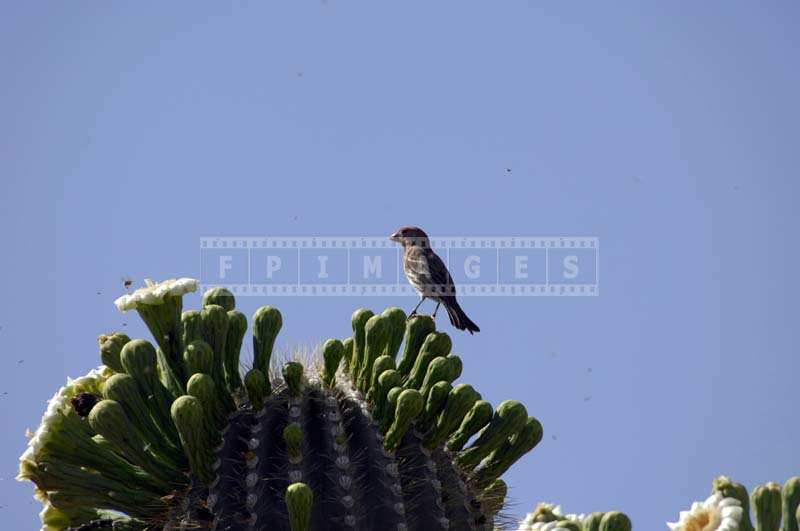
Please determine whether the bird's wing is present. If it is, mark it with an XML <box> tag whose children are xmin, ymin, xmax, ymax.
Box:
<box><xmin>406</xmin><ymin>247</ymin><xmax>455</xmax><ymax>297</ymax></box>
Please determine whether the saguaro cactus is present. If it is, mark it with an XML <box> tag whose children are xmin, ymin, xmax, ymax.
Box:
<box><xmin>18</xmin><ymin>281</ymin><xmax>543</xmax><ymax>531</ymax></box>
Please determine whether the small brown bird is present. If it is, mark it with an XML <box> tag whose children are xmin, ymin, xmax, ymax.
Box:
<box><xmin>390</xmin><ymin>226</ymin><xmax>480</xmax><ymax>334</ymax></box>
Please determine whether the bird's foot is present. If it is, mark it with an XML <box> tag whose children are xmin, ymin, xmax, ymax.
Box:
<box><xmin>407</xmin><ymin>310</ymin><xmax>418</xmax><ymax>320</ymax></box>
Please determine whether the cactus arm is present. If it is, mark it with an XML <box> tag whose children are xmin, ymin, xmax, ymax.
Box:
<box><xmin>384</xmin><ymin>389</ymin><xmax>423</xmax><ymax>450</ymax></box>
<box><xmin>224</xmin><ymin>309</ymin><xmax>247</xmax><ymax>393</ymax></box>
<box><xmin>381</xmin><ymin>307</ymin><xmax>407</xmax><ymax>360</ymax></box>
<box><xmin>119</xmin><ymin>339</ymin><xmax>183</xmax><ymax>450</ymax></box>
<box><xmin>187</xmin><ymin>373</ymin><xmax>226</xmax><ymax>438</ymax></box>
<box><xmin>252</xmin><ymin>305</ymin><xmax>283</xmax><ymax>374</ymax></box>
<box><xmin>244</xmin><ymin>368</ymin><xmax>269</xmax><ymax>411</ymax></box>
<box><xmin>471</xmin><ymin>416</ymin><xmax>543</xmax><ymax>490</ymax></box>
<box><xmin>455</xmin><ymin>400</ymin><xmax>528</xmax><ymax>471</ymax></box>
<box><xmin>283</xmin><ymin>361</ymin><xmax>305</xmax><ymax>397</ymax></box>
<box><xmin>202</xmin><ymin>286</ymin><xmax>236</xmax><ymax>312</ymax></box>
<box><xmin>200</xmin><ymin>304</ymin><xmax>235</xmax><ymax>412</ymax></box>
<box><xmin>396</xmin><ymin>315</ymin><xmax>436</xmax><ymax>378</ymax></box>
<box><xmin>183</xmin><ymin>340</ymin><xmax>214</xmax><ymax>377</ymax></box>
<box><xmin>170</xmin><ymin>395</ymin><xmax>214</xmax><ymax>485</ymax></box>
<box><xmin>599</xmin><ymin>511</ymin><xmax>632</xmax><ymax>531</ymax></box>
<box><xmin>286</xmin><ymin>482</ymin><xmax>314</xmax><ymax>531</ymax></box>
<box><xmin>447</xmin><ymin>399</ymin><xmax>493</xmax><ymax>452</ymax></box>
<box><xmin>358</xmin><ymin>314</ymin><xmax>391</xmax><ymax>393</ymax></box>
<box><xmin>341</xmin><ymin>337</ymin><xmax>354</xmax><ymax>375</ymax></box>
<box><xmin>349</xmin><ymin>308</ymin><xmax>374</xmax><ymax>381</ymax></box>
<box><xmin>373</xmin><ymin>369</ymin><xmax>402</xmax><ymax>421</ymax></box>
<box><xmin>366</xmin><ymin>354</ymin><xmax>396</xmax><ymax>403</ymax></box>
<box><xmin>98</xmin><ymin>333</ymin><xmax>130</xmax><ymax>373</ymax></box>
<box><xmin>321</xmin><ymin>338</ymin><xmax>345</xmax><ymax>387</ymax></box>
<box><xmin>782</xmin><ymin>477</ymin><xmax>800</xmax><ymax>531</ymax></box>
<box><xmin>753</xmin><ymin>482</ymin><xmax>783</xmax><ymax>531</ymax></box>
<box><xmin>424</xmin><ymin>384</ymin><xmax>481</xmax><ymax>450</ymax></box>
<box><xmin>180</xmin><ymin>310</ymin><xmax>203</xmax><ymax>347</ymax></box>
<box><xmin>88</xmin><ymin>400</ymin><xmax>181</xmax><ymax>486</ymax></box>
<box><xmin>102</xmin><ymin>373</ymin><xmax>185</xmax><ymax>468</ymax></box>
<box><xmin>417</xmin><ymin>381</ymin><xmax>452</xmax><ymax>434</ymax></box>
<box><xmin>418</xmin><ymin>355</ymin><xmax>460</xmax><ymax>404</ymax></box>
<box><xmin>405</xmin><ymin>332</ymin><xmax>452</xmax><ymax>390</ymax></box>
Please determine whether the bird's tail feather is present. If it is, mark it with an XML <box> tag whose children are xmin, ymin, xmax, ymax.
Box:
<box><xmin>445</xmin><ymin>300</ymin><xmax>480</xmax><ymax>334</ymax></box>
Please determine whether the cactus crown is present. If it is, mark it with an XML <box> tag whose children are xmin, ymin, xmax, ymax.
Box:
<box><xmin>18</xmin><ymin>281</ymin><xmax>543</xmax><ymax>531</ymax></box>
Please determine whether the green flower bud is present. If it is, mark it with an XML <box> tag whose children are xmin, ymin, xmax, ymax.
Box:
<box><xmin>445</xmin><ymin>353</ymin><xmax>462</xmax><ymax>381</ymax></box>
<box><xmin>171</xmin><ymin>395</ymin><xmax>214</xmax><ymax>484</ymax></box>
<box><xmin>752</xmin><ymin>482</ymin><xmax>782</xmax><ymax>531</ymax></box>
<box><xmin>374</xmin><ymin>369</ymin><xmax>402</xmax><ymax>420</ymax></box>
<box><xmin>183</xmin><ymin>340</ymin><xmax>214</xmax><ymax>377</ymax></box>
<box><xmin>417</xmin><ymin>381</ymin><xmax>452</xmax><ymax>434</ymax></box>
<box><xmin>583</xmin><ymin>512</ymin><xmax>605</xmax><ymax>531</ymax></box>
<box><xmin>244</xmin><ymin>368</ymin><xmax>269</xmax><ymax>411</ymax></box>
<box><xmin>253</xmin><ymin>306</ymin><xmax>283</xmax><ymax>375</ymax></box>
<box><xmin>156</xmin><ymin>347</ymin><xmax>184</xmax><ymax>398</ymax></box>
<box><xmin>419</xmin><ymin>355</ymin><xmax>461</xmax><ymax>404</ymax></box>
<box><xmin>349</xmin><ymin>308</ymin><xmax>374</xmax><ymax>381</ymax></box>
<box><xmin>224</xmin><ymin>310</ymin><xmax>247</xmax><ymax>392</ymax></box>
<box><xmin>425</xmin><ymin>384</ymin><xmax>481</xmax><ymax>450</ymax></box>
<box><xmin>381</xmin><ymin>307</ymin><xmax>407</xmax><ymax>360</ymax></box>
<box><xmin>187</xmin><ymin>373</ymin><xmax>224</xmax><ymax>434</ymax></box>
<box><xmin>181</xmin><ymin>310</ymin><xmax>203</xmax><ymax>347</ymax></box>
<box><xmin>98</xmin><ymin>333</ymin><xmax>130</xmax><ymax>373</ymax></box>
<box><xmin>120</xmin><ymin>339</ymin><xmax>181</xmax><ymax>449</ymax></box>
<box><xmin>88</xmin><ymin>400</ymin><xmax>179</xmax><ymax>485</ymax></box>
<box><xmin>447</xmin><ymin>399</ymin><xmax>493</xmax><ymax>452</ymax></box>
<box><xmin>202</xmin><ymin>287</ymin><xmax>236</xmax><ymax>312</ymax></box>
<box><xmin>321</xmin><ymin>339</ymin><xmax>345</xmax><ymax>387</ymax></box>
<box><xmin>599</xmin><ymin>511</ymin><xmax>632</xmax><ymax>531</ymax></box>
<box><xmin>783</xmin><ymin>477</ymin><xmax>800</xmax><ymax>531</ymax></box>
<box><xmin>284</xmin><ymin>424</ymin><xmax>303</xmax><ymax>460</ymax></box>
<box><xmin>556</xmin><ymin>521</ymin><xmax>582</xmax><ymax>531</ymax></box>
<box><xmin>456</xmin><ymin>400</ymin><xmax>528</xmax><ymax>471</ymax></box>
<box><xmin>384</xmin><ymin>388</ymin><xmax>423</xmax><ymax>450</ymax></box>
<box><xmin>380</xmin><ymin>386</ymin><xmax>405</xmax><ymax>434</ymax></box>
<box><xmin>357</xmin><ymin>315</ymin><xmax>391</xmax><ymax>393</ymax></box>
<box><xmin>478</xmin><ymin>478</ymin><xmax>507</xmax><ymax>520</ymax></box>
<box><xmin>368</xmin><ymin>355</ymin><xmax>396</xmax><ymax>400</ymax></box>
<box><xmin>200</xmin><ymin>304</ymin><xmax>228</xmax><ymax>377</ymax></box>
<box><xmin>283</xmin><ymin>362</ymin><xmax>304</xmax><ymax>397</ymax></box>
<box><xmin>396</xmin><ymin>315</ymin><xmax>436</xmax><ymax>378</ymax></box>
<box><xmin>285</xmin><ymin>482</ymin><xmax>314</xmax><ymax>531</ymax></box>
<box><xmin>472</xmin><ymin>416</ymin><xmax>543</xmax><ymax>489</ymax></box>
<box><xmin>405</xmin><ymin>332</ymin><xmax>452</xmax><ymax>390</ymax></box>
<box><xmin>341</xmin><ymin>337</ymin><xmax>354</xmax><ymax>375</ymax></box>
<box><xmin>201</xmin><ymin>304</ymin><xmax>234</xmax><ymax>412</ymax></box>
<box><xmin>103</xmin><ymin>373</ymin><xmax>184</xmax><ymax>467</ymax></box>
<box><xmin>712</xmin><ymin>476</ymin><xmax>753</xmax><ymax>531</ymax></box>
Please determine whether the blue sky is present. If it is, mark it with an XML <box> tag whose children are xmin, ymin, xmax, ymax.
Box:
<box><xmin>1</xmin><ymin>2</ymin><xmax>798</xmax><ymax>529</ymax></box>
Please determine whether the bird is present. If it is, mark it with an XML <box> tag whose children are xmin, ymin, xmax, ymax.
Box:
<box><xmin>389</xmin><ymin>226</ymin><xmax>480</xmax><ymax>334</ymax></box>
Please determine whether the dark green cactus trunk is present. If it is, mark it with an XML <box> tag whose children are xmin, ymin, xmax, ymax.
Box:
<box><xmin>171</xmin><ymin>375</ymin><xmax>497</xmax><ymax>531</ymax></box>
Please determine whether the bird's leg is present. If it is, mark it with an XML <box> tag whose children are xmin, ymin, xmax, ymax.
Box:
<box><xmin>432</xmin><ymin>301</ymin><xmax>441</xmax><ymax>319</ymax></box>
<box><xmin>408</xmin><ymin>297</ymin><xmax>426</xmax><ymax>318</ymax></box>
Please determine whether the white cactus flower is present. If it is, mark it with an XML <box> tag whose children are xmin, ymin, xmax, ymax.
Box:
<box><xmin>667</xmin><ymin>491</ymin><xmax>743</xmax><ymax>531</ymax></box>
<box><xmin>114</xmin><ymin>277</ymin><xmax>199</xmax><ymax>311</ymax></box>
<box><xmin>18</xmin><ymin>365</ymin><xmax>112</xmax><ymax>467</ymax></box>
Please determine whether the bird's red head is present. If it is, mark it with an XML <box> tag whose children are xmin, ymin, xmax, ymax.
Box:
<box><xmin>389</xmin><ymin>226</ymin><xmax>430</xmax><ymax>248</ymax></box>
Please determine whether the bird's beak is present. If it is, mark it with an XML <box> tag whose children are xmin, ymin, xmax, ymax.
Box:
<box><xmin>389</xmin><ymin>231</ymin><xmax>400</xmax><ymax>242</ymax></box>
